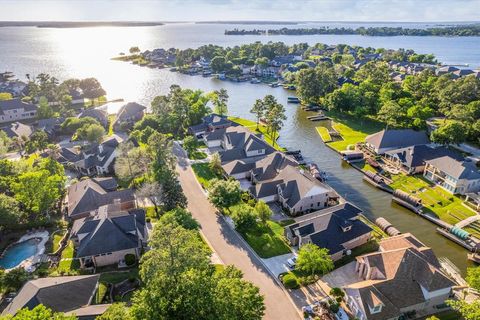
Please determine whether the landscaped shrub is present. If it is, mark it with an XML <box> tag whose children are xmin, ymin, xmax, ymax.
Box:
<box><xmin>282</xmin><ymin>273</ymin><xmax>300</xmax><ymax>289</ymax></box>
<box><xmin>124</xmin><ymin>254</ymin><xmax>136</xmax><ymax>266</ymax></box>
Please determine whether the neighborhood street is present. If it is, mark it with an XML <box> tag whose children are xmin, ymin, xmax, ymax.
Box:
<box><xmin>174</xmin><ymin>144</ymin><xmax>301</xmax><ymax>320</ymax></box>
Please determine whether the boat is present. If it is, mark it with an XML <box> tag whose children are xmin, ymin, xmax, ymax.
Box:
<box><xmin>285</xmin><ymin>150</ymin><xmax>301</xmax><ymax>155</ymax></box>
<box><xmin>468</xmin><ymin>252</ymin><xmax>480</xmax><ymax>264</ymax></box>
<box><xmin>169</xmin><ymin>67</ymin><xmax>177</xmax><ymax>72</ymax></box>
<box><xmin>250</xmin><ymin>78</ymin><xmax>261</xmax><ymax>84</ymax></box>
<box><xmin>287</xmin><ymin>97</ymin><xmax>300</xmax><ymax>104</ymax></box>
<box><xmin>269</xmin><ymin>82</ymin><xmax>279</xmax><ymax>88</ymax></box>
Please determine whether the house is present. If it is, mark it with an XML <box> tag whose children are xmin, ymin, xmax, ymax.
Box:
<box><xmin>70</xmin><ymin>207</ymin><xmax>147</xmax><ymax>268</ymax></box>
<box><xmin>452</xmin><ymin>69</ymin><xmax>475</xmax><ymax>78</ymax></box>
<box><xmin>113</xmin><ymin>102</ymin><xmax>146</xmax><ymax>131</ymax></box>
<box><xmin>435</xmin><ymin>66</ymin><xmax>459</xmax><ymax>76</ymax></box>
<box><xmin>0</xmin><ymin>98</ymin><xmax>37</xmax><ymax>124</ymax></box>
<box><xmin>365</xmin><ymin>129</ymin><xmax>430</xmax><ymax>155</ymax></box>
<box><xmin>344</xmin><ymin>233</ymin><xmax>455</xmax><ymax>320</ymax></box>
<box><xmin>70</xmin><ymin>136</ymin><xmax>121</xmax><ymax>176</ymax></box>
<box><xmin>78</xmin><ymin>108</ymin><xmax>109</xmax><ymax>128</ymax></box>
<box><xmin>0</xmin><ymin>80</ymin><xmax>27</xmax><ymax>97</ymax></box>
<box><xmin>423</xmin><ymin>156</ymin><xmax>480</xmax><ymax>195</ymax></box>
<box><xmin>250</xmin><ymin>165</ymin><xmax>338</xmax><ymax>215</ymax></box>
<box><xmin>384</xmin><ymin>145</ymin><xmax>463</xmax><ymax>174</ymax></box>
<box><xmin>1</xmin><ymin>275</ymin><xmax>110</xmax><ymax>319</ymax></box>
<box><xmin>284</xmin><ymin>203</ymin><xmax>372</xmax><ymax>261</ymax></box>
<box><xmin>188</xmin><ymin>113</ymin><xmax>233</xmax><ymax>137</ymax></box>
<box><xmin>36</xmin><ymin>117</ymin><xmax>64</xmax><ymax>138</ymax></box>
<box><xmin>0</xmin><ymin>121</ymin><xmax>33</xmax><ymax>139</ymax></box>
<box><xmin>65</xmin><ymin>177</ymin><xmax>136</xmax><ymax>220</ymax></box>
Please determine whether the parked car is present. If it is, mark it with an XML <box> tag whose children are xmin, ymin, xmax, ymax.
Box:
<box><xmin>286</xmin><ymin>256</ymin><xmax>297</xmax><ymax>269</ymax></box>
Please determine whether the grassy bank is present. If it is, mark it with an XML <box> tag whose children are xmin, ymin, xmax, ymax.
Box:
<box><xmin>228</xmin><ymin>116</ymin><xmax>286</xmax><ymax>151</ymax></box>
<box><xmin>316</xmin><ymin>126</ymin><xmax>331</xmax><ymax>142</ymax></box>
<box><xmin>390</xmin><ymin>174</ymin><xmax>477</xmax><ymax>231</ymax></box>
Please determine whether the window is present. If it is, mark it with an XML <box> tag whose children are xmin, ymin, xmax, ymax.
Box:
<box><xmin>317</xmin><ymin>202</ymin><xmax>320</xmax><ymax>206</ymax></box>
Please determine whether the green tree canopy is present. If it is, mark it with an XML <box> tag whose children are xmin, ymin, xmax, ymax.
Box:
<box><xmin>296</xmin><ymin>243</ymin><xmax>334</xmax><ymax>277</ymax></box>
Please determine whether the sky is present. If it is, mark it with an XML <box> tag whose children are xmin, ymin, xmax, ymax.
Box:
<box><xmin>0</xmin><ymin>0</ymin><xmax>479</xmax><ymax>22</ymax></box>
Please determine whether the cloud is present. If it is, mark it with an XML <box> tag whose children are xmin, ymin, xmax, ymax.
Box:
<box><xmin>0</xmin><ymin>0</ymin><xmax>478</xmax><ymax>21</ymax></box>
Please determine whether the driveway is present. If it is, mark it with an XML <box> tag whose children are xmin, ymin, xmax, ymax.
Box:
<box><xmin>321</xmin><ymin>261</ymin><xmax>360</xmax><ymax>288</ymax></box>
<box><xmin>174</xmin><ymin>143</ymin><xmax>302</xmax><ymax>320</ymax></box>
<box><xmin>261</xmin><ymin>253</ymin><xmax>296</xmax><ymax>278</ymax></box>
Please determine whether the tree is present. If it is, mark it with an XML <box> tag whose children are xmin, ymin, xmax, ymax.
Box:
<box><xmin>129</xmin><ymin>46</ymin><xmax>141</xmax><ymax>55</ymax></box>
<box><xmin>160</xmin><ymin>169</ymin><xmax>188</xmax><ymax>211</ymax></box>
<box><xmin>79</xmin><ymin>78</ymin><xmax>106</xmax><ymax>100</ymax></box>
<box><xmin>12</xmin><ymin>169</ymin><xmax>64</xmax><ymax>215</ymax></box>
<box><xmin>230</xmin><ymin>203</ymin><xmax>257</xmax><ymax>232</ymax></box>
<box><xmin>208</xmin><ymin>179</ymin><xmax>242</xmax><ymax>209</ymax></box>
<box><xmin>36</xmin><ymin>96</ymin><xmax>54</xmax><ymax>119</ymax></box>
<box><xmin>447</xmin><ymin>300</ymin><xmax>480</xmax><ymax>320</ymax></box>
<box><xmin>296</xmin><ymin>65</ymin><xmax>337</xmax><ymax>104</ymax></box>
<box><xmin>378</xmin><ymin>100</ymin><xmax>407</xmax><ymax>128</ymax></box>
<box><xmin>0</xmin><ymin>131</ymin><xmax>11</xmax><ymax>158</ymax></box>
<box><xmin>209</xmin><ymin>152</ymin><xmax>223</xmax><ymax>176</ymax></box>
<box><xmin>250</xmin><ymin>99</ymin><xmax>265</xmax><ymax>129</ymax></box>
<box><xmin>425</xmin><ymin>316</ymin><xmax>440</xmax><ymax>320</ymax></box>
<box><xmin>183</xmin><ymin>135</ymin><xmax>198</xmax><ymax>155</ymax></box>
<box><xmin>0</xmin><ymin>92</ymin><xmax>13</xmax><ymax>100</ymax></box>
<box><xmin>296</xmin><ymin>244</ymin><xmax>334</xmax><ymax>277</ymax></box>
<box><xmin>159</xmin><ymin>207</ymin><xmax>199</xmax><ymax>230</ymax></box>
<box><xmin>211</xmin><ymin>56</ymin><xmax>227</xmax><ymax>73</ymax></box>
<box><xmin>25</xmin><ymin>131</ymin><xmax>48</xmax><ymax>154</ymax></box>
<box><xmin>76</xmin><ymin>123</ymin><xmax>105</xmax><ymax>143</ymax></box>
<box><xmin>466</xmin><ymin>267</ymin><xmax>480</xmax><ymax>291</ymax></box>
<box><xmin>0</xmin><ymin>268</ymin><xmax>28</xmax><ymax>293</ymax></box>
<box><xmin>114</xmin><ymin>143</ymin><xmax>151</xmax><ymax>183</ymax></box>
<box><xmin>0</xmin><ymin>304</ymin><xmax>76</xmax><ymax>320</ymax></box>
<box><xmin>136</xmin><ymin>181</ymin><xmax>163</xmax><ymax>216</ymax></box>
<box><xmin>97</xmin><ymin>303</ymin><xmax>132</xmax><ymax>320</ymax></box>
<box><xmin>431</xmin><ymin>121</ymin><xmax>467</xmax><ymax>145</ymax></box>
<box><xmin>0</xmin><ymin>194</ymin><xmax>24</xmax><ymax>231</ymax></box>
<box><xmin>265</xmin><ymin>97</ymin><xmax>286</xmax><ymax>147</ymax></box>
<box><xmin>212</xmin><ymin>89</ymin><xmax>229</xmax><ymax>116</ymax></box>
<box><xmin>255</xmin><ymin>201</ymin><xmax>271</xmax><ymax>224</ymax></box>
<box><xmin>330</xmin><ymin>287</ymin><xmax>345</xmax><ymax>303</ymax></box>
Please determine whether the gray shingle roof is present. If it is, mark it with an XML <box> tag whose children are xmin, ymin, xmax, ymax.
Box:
<box><xmin>426</xmin><ymin>156</ymin><xmax>480</xmax><ymax>180</ymax></box>
<box><xmin>366</xmin><ymin>129</ymin><xmax>429</xmax><ymax>151</ymax></box>
<box><xmin>0</xmin><ymin>98</ymin><xmax>37</xmax><ymax>115</ymax></box>
<box><xmin>78</xmin><ymin>108</ymin><xmax>108</xmax><ymax>126</ymax></box>
<box><xmin>384</xmin><ymin>145</ymin><xmax>463</xmax><ymax>169</ymax></box>
<box><xmin>2</xmin><ymin>275</ymin><xmax>99</xmax><ymax>316</ymax></box>
<box><xmin>1</xmin><ymin>122</ymin><xmax>33</xmax><ymax>138</ymax></box>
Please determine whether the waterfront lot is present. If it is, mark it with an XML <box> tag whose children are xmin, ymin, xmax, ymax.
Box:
<box><xmin>228</xmin><ymin>116</ymin><xmax>286</xmax><ymax>151</ymax></box>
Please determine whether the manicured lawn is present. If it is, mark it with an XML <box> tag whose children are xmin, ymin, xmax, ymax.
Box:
<box><xmin>189</xmin><ymin>150</ymin><xmax>208</xmax><ymax>160</ymax></box>
<box><xmin>51</xmin><ymin>233</ymin><xmax>63</xmax><ymax>253</ymax></box>
<box><xmin>191</xmin><ymin>163</ymin><xmax>221</xmax><ymax>188</ymax></box>
<box><xmin>96</xmin><ymin>269</ymin><xmax>139</xmax><ymax>304</ymax></box>
<box><xmin>239</xmin><ymin>220</ymin><xmax>291</xmax><ymax>258</ymax></box>
<box><xmin>228</xmin><ymin>116</ymin><xmax>285</xmax><ymax>151</ymax></box>
<box><xmin>316</xmin><ymin>126</ymin><xmax>331</xmax><ymax>142</ymax></box>
<box><xmin>56</xmin><ymin>241</ymin><xmax>80</xmax><ymax>274</ymax></box>
<box><xmin>108</xmin><ymin>114</ymin><xmax>115</xmax><ymax>136</ymax></box>
<box><xmin>390</xmin><ymin>174</ymin><xmax>476</xmax><ymax>227</ymax></box>
<box><xmin>328</xmin><ymin>122</ymin><xmax>369</xmax><ymax>152</ymax></box>
<box><xmin>353</xmin><ymin>160</ymin><xmax>378</xmax><ymax>173</ymax></box>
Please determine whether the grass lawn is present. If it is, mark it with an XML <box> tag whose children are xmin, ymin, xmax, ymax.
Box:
<box><xmin>390</xmin><ymin>174</ymin><xmax>476</xmax><ymax>227</ymax></box>
<box><xmin>239</xmin><ymin>220</ymin><xmax>291</xmax><ymax>258</ymax></box>
<box><xmin>107</xmin><ymin>114</ymin><xmax>115</xmax><ymax>136</ymax></box>
<box><xmin>51</xmin><ymin>233</ymin><xmax>63</xmax><ymax>253</ymax></box>
<box><xmin>96</xmin><ymin>268</ymin><xmax>139</xmax><ymax>304</ymax></box>
<box><xmin>228</xmin><ymin>116</ymin><xmax>286</xmax><ymax>151</ymax></box>
<box><xmin>189</xmin><ymin>150</ymin><xmax>208</xmax><ymax>160</ymax></box>
<box><xmin>191</xmin><ymin>163</ymin><xmax>222</xmax><ymax>188</ymax></box>
<box><xmin>316</xmin><ymin>126</ymin><xmax>331</xmax><ymax>142</ymax></box>
<box><xmin>56</xmin><ymin>241</ymin><xmax>80</xmax><ymax>274</ymax></box>
<box><xmin>353</xmin><ymin>160</ymin><xmax>378</xmax><ymax>173</ymax></box>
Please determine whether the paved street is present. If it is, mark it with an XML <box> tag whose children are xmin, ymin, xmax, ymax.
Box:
<box><xmin>175</xmin><ymin>144</ymin><xmax>301</xmax><ymax>320</ymax></box>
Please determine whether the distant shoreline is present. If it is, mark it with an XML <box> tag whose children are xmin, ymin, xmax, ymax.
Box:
<box><xmin>0</xmin><ymin>21</ymin><xmax>164</xmax><ymax>28</ymax></box>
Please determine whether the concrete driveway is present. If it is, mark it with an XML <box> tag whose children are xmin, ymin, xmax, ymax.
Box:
<box><xmin>321</xmin><ymin>261</ymin><xmax>360</xmax><ymax>288</ymax></box>
<box><xmin>261</xmin><ymin>253</ymin><xmax>296</xmax><ymax>278</ymax></box>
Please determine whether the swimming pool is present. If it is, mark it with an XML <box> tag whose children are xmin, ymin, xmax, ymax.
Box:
<box><xmin>0</xmin><ymin>238</ymin><xmax>40</xmax><ymax>269</ymax></box>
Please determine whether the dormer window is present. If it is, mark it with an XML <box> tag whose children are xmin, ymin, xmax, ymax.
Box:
<box><xmin>342</xmin><ymin>226</ymin><xmax>352</xmax><ymax>232</ymax></box>
<box><xmin>368</xmin><ymin>304</ymin><xmax>383</xmax><ymax>314</ymax></box>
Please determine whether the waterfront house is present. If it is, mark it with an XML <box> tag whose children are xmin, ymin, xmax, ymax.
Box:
<box><xmin>1</xmin><ymin>275</ymin><xmax>110</xmax><ymax>319</ymax></box>
<box><xmin>453</xmin><ymin>69</ymin><xmax>475</xmax><ymax>78</ymax></box>
<box><xmin>365</xmin><ymin>129</ymin><xmax>429</xmax><ymax>155</ymax></box>
<box><xmin>188</xmin><ymin>113</ymin><xmax>232</xmax><ymax>137</ymax></box>
<box><xmin>384</xmin><ymin>145</ymin><xmax>463</xmax><ymax>174</ymax></box>
<box><xmin>78</xmin><ymin>107</ymin><xmax>109</xmax><ymax>128</ymax></box>
<box><xmin>423</xmin><ymin>156</ymin><xmax>480</xmax><ymax>195</ymax></box>
<box><xmin>284</xmin><ymin>203</ymin><xmax>372</xmax><ymax>261</ymax></box>
<box><xmin>113</xmin><ymin>102</ymin><xmax>146</xmax><ymax>131</ymax></box>
<box><xmin>344</xmin><ymin>233</ymin><xmax>455</xmax><ymax>320</ymax></box>
<box><xmin>250</xmin><ymin>165</ymin><xmax>338</xmax><ymax>215</ymax></box>
<box><xmin>65</xmin><ymin>177</ymin><xmax>136</xmax><ymax>220</ymax></box>
<box><xmin>0</xmin><ymin>80</ymin><xmax>27</xmax><ymax>97</ymax></box>
<box><xmin>68</xmin><ymin>136</ymin><xmax>120</xmax><ymax>176</ymax></box>
<box><xmin>436</xmin><ymin>66</ymin><xmax>459</xmax><ymax>76</ymax></box>
<box><xmin>70</xmin><ymin>207</ymin><xmax>147</xmax><ymax>268</ymax></box>
<box><xmin>0</xmin><ymin>98</ymin><xmax>37</xmax><ymax>124</ymax></box>
<box><xmin>0</xmin><ymin>121</ymin><xmax>33</xmax><ymax>139</ymax></box>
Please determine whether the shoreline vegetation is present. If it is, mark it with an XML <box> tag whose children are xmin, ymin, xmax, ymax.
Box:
<box><xmin>225</xmin><ymin>24</ymin><xmax>480</xmax><ymax>36</ymax></box>
<box><xmin>0</xmin><ymin>21</ymin><xmax>164</xmax><ymax>28</ymax></box>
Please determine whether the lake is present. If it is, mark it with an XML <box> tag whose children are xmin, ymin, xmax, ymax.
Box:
<box><xmin>1</xmin><ymin>22</ymin><xmax>479</xmax><ymax>274</ymax></box>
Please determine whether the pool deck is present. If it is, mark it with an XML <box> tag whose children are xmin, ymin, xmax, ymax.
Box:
<box><xmin>10</xmin><ymin>230</ymin><xmax>49</xmax><ymax>272</ymax></box>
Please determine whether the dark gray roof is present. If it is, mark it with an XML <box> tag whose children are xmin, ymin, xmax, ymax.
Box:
<box><xmin>71</xmin><ymin>209</ymin><xmax>145</xmax><ymax>257</ymax></box>
<box><xmin>67</xmin><ymin>179</ymin><xmax>135</xmax><ymax>218</ymax></box>
<box><xmin>426</xmin><ymin>156</ymin><xmax>480</xmax><ymax>180</ymax></box>
<box><xmin>92</xmin><ymin>177</ymin><xmax>118</xmax><ymax>191</ymax></box>
<box><xmin>2</xmin><ymin>275</ymin><xmax>99</xmax><ymax>316</ymax></box>
<box><xmin>1</xmin><ymin>122</ymin><xmax>33</xmax><ymax>138</ymax></box>
<box><xmin>37</xmin><ymin>117</ymin><xmax>64</xmax><ymax>134</ymax></box>
<box><xmin>385</xmin><ymin>145</ymin><xmax>463</xmax><ymax>169</ymax></box>
<box><xmin>78</xmin><ymin>108</ymin><xmax>108</xmax><ymax>126</ymax></box>
<box><xmin>116</xmin><ymin>102</ymin><xmax>146</xmax><ymax>121</ymax></box>
<box><xmin>251</xmin><ymin>152</ymin><xmax>297</xmax><ymax>182</ymax></box>
<box><xmin>0</xmin><ymin>98</ymin><xmax>37</xmax><ymax>115</ymax></box>
<box><xmin>366</xmin><ymin>129</ymin><xmax>429</xmax><ymax>151</ymax></box>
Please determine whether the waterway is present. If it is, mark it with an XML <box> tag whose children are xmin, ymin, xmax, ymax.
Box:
<box><xmin>1</xmin><ymin>22</ymin><xmax>478</xmax><ymax>274</ymax></box>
